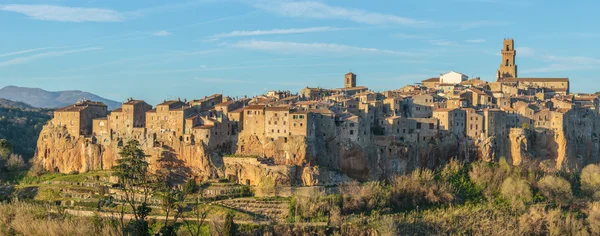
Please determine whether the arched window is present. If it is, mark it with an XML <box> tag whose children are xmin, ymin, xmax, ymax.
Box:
<box><xmin>505</xmin><ymin>59</ymin><xmax>509</xmax><ymax>66</ymax></box>
<box><xmin>506</xmin><ymin>45</ymin><xmax>510</xmax><ymax>51</ymax></box>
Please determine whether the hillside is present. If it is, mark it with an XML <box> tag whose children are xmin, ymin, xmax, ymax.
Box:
<box><xmin>0</xmin><ymin>98</ymin><xmax>33</xmax><ymax>110</ymax></box>
<box><xmin>0</xmin><ymin>86</ymin><xmax>121</xmax><ymax>110</ymax></box>
<box><xmin>0</xmin><ymin>99</ymin><xmax>53</xmax><ymax>160</ymax></box>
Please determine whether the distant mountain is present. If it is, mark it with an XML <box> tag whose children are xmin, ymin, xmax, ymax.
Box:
<box><xmin>0</xmin><ymin>86</ymin><xmax>121</xmax><ymax>110</ymax></box>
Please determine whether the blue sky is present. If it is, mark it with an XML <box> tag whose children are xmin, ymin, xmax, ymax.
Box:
<box><xmin>1</xmin><ymin>0</ymin><xmax>600</xmax><ymax>105</ymax></box>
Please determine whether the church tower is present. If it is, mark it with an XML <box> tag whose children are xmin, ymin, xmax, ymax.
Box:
<box><xmin>497</xmin><ymin>39</ymin><xmax>517</xmax><ymax>81</ymax></box>
<box><xmin>344</xmin><ymin>72</ymin><xmax>356</xmax><ymax>88</ymax></box>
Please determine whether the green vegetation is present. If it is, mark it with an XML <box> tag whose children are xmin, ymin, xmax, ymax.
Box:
<box><xmin>0</xmin><ymin>106</ymin><xmax>52</xmax><ymax>160</ymax></box>
<box><xmin>2</xmin><ymin>153</ymin><xmax>600</xmax><ymax>235</ymax></box>
<box><xmin>285</xmin><ymin>159</ymin><xmax>600</xmax><ymax>235</ymax></box>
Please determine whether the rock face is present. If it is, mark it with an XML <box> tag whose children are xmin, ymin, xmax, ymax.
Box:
<box><xmin>34</xmin><ymin>109</ymin><xmax>600</xmax><ymax>187</ymax></box>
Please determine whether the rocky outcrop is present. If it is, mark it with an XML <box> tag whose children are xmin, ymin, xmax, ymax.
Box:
<box><xmin>34</xmin><ymin>124</ymin><xmax>217</xmax><ymax>179</ymax></box>
<box><xmin>34</xmin><ymin>109</ymin><xmax>600</xmax><ymax>187</ymax></box>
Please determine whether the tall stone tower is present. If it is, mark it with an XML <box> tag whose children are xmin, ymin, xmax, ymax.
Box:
<box><xmin>497</xmin><ymin>38</ymin><xmax>517</xmax><ymax>81</ymax></box>
<box><xmin>344</xmin><ymin>72</ymin><xmax>356</xmax><ymax>88</ymax></box>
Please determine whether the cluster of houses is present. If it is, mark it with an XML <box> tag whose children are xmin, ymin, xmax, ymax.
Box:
<box><xmin>49</xmin><ymin>39</ymin><xmax>599</xmax><ymax>153</ymax></box>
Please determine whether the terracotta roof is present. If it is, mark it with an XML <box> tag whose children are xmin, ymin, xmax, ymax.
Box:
<box><xmin>265</xmin><ymin>106</ymin><xmax>290</xmax><ymax>111</ymax></box>
<box><xmin>123</xmin><ymin>100</ymin><xmax>145</xmax><ymax>105</ymax></box>
<box><xmin>56</xmin><ymin>100</ymin><xmax>107</xmax><ymax>112</ymax></box>
<box><xmin>500</xmin><ymin>78</ymin><xmax>569</xmax><ymax>83</ymax></box>
<box><xmin>215</xmin><ymin>100</ymin><xmax>236</xmax><ymax>107</ymax></box>
<box><xmin>309</xmin><ymin>109</ymin><xmax>334</xmax><ymax>114</ymax></box>
<box><xmin>229</xmin><ymin>108</ymin><xmax>244</xmax><ymax>113</ymax></box>
<box><xmin>422</xmin><ymin>77</ymin><xmax>440</xmax><ymax>82</ymax></box>
<box><xmin>295</xmin><ymin>101</ymin><xmax>319</xmax><ymax>105</ymax></box>
<box><xmin>244</xmin><ymin>104</ymin><xmax>266</xmax><ymax>110</ymax></box>
<box><xmin>433</xmin><ymin>108</ymin><xmax>455</xmax><ymax>112</ymax></box>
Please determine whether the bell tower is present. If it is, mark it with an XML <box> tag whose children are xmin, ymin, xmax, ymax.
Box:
<box><xmin>497</xmin><ymin>38</ymin><xmax>517</xmax><ymax>81</ymax></box>
<box><xmin>344</xmin><ymin>72</ymin><xmax>356</xmax><ymax>88</ymax></box>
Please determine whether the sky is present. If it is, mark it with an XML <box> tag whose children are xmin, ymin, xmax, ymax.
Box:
<box><xmin>1</xmin><ymin>0</ymin><xmax>600</xmax><ymax>105</ymax></box>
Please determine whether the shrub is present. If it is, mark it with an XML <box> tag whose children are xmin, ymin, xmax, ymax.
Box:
<box><xmin>538</xmin><ymin>175</ymin><xmax>573</xmax><ymax>206</ymax></box>
<box><xmin>390</xmin><ymin>169</ymin><xmax>454</xmax><ymax>210</ymax></box>
<box><xmin>469</xmin><ymin>160</ymin><xmax>513</xmax><ymax>201</ymax></box>
<box><xmin>500</xmin><ymin>177</ymin><xmax>532</xmax><ymax>211</ymax></box>
<box><xmin>581</xmin><ymin>164</ymin><xmax>600</xmax><ymax>199</ymax></box>
<box><xmin>6</xmin><ymin>154</ymin><xmax>26</xmax><ymax>171</ymax></box>
<box><xmin>587</xmin><ymin>202</ymin><xmax>600</xmax><ymax>235</ymax></box>
<box><xmin>258</xmin><ymin>176</ymin><xmax>276</xmax><ymax>194</ymax></box>
<box><xmin>341</xmin><ymin>181</ymin><xmax>390</xmax><ymax>214</ymax></box>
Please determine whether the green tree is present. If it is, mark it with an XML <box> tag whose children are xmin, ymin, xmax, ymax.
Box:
<box><xmin>111</xmin><ymin>140</ymin><xmax>152</xmax><ymax>236</ymax></box>
<box><xmin>0</xmin><ymin>139</ymin><xmax>12</xmax><ymax>159</ymax></box>
<box><xmin>222</xmin><ymin>211</ymin><xmax>235</xmax><ymax>236</ymax></box>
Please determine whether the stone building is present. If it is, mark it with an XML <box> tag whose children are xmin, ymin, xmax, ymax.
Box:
<box><xmin>105</xmin><ymin>99</ymin><xmax>152</xmax><ymax>139</ymax></box>
<box><xmin>497</xmin><ymin>38</ymin><xmax>517</xmax><ymax>80</ymax></box>
<box><xmin>433</xmin><ymin>108</ymin><xmax>466</xmax><ymax>137</ymax></box>
<box><xmin>344</xmin><ymin>72</ymin><xmax>357</xmax><ymax>88</ymax></box>
<box><xmin>191</xmin><ymin>94</ymin><xmax>223</xmax><ymax>112</ymax></box>
<box><xmin>53</xmin><ymin>100</ymin><xmax>108</xmax><ymax>138</ymax></box>
<box><xmin>265</xmin><ymin>106</ymin><xmax>290</xmax><ymax>139</ymax></box>
<box><xmin>145</xmin><ymin>100</ymin><xmax>194</xmax><ymax>143</ymax></box>
<box><xmin>242</xmin><ymin>105</ymin><xmax>266</xmax><ymax>136</ymax></box>
<box><xmin>440</xmin><ymin>71</ymin><xmax>468</xmax><ymax>84</ymax></box>
<box><xmin>409</xmin><ymin>94</ymin><xmax>434</xmax><ymax>118</ymax></box>
<box><xmin>464</xmin><ymin>108</ymin><xmax>484</xmax><ymax>139</ymax></box>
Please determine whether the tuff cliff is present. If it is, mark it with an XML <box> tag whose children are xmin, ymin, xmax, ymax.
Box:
<box><xmin>34</xmin><ymin>119</ymin><xmax>600</xmax><ymax>187</ymax></box>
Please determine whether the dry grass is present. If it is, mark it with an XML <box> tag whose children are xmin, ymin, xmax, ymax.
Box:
<box><xmin>0</xmin><ymin>201</ymin><xmax>120</xmax><ymax>236</ymax></box>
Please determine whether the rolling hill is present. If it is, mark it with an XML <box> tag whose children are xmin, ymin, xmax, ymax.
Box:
<box><xmin>0</xmin><ymin>86</ymin><xmax>121</xmax><ymax>110</ymax></box>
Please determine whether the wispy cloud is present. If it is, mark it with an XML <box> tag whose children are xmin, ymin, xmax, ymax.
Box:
<box><xmin>391</xmin><ymin>33</ymin><xmax>435</xmax><ymax>39</ymax></box>
<box><xmin>194</xmin><ymin>77</ymin><xmax>251</xmax><ymax>84</ymax></box>
<box><xmin>211</xmin><ymin>26</ymin><xmax>346</xmax><ymax>39</ymax></box>
<box><xmin>470</xmin><ymin>0</ymin><xmax>533</xmax><ymax>6</ymax></box>
<box><xmin>515</xmin><ymin>47</ymin><xmax>534</xmax><ymax>57</ymax></box>
<box><xmin>0</xmin><ymin>47</ymin><xmax>101</xmax><ymax>67</ymax></box>
<box><xmin>153</xmin><ymin>30</ymin><xmax>172</xmax><ymax>37</ymax></box>
<box><xmin>0</xmin><ymin>47</ymin><xmax>62</xmax><ymax>57</ymax></box>
<box><xmin>521</xmin><ymin>55</ymin><xmax>600</xmax><ymax>74</ymax></box>
<box><xmin>466</xmin><ymin>39</ymin><xmax>486</xmax><ymax>43</ymax></box>
<box><xmin>251</xmin><ymin>0</ymin><xmax>426</xmax><ymax>26</ymax></box>
<box><xmin>457</xmin><ymin>20</ymin><xmax>508</xmax><ymax>31</ymax></box>
<box><xmin>428</xmin><ymin>40</ymin><xmax>461</xmax><ymax>47</ymax></box>
<box><xmin>1</xmin><ymin>1</ymin><xmax>211</xmax><ymax>23</ymax></box>
<box><xmin>231</xmin><ymin>40</ymin><xmax>413</xmax><ymax>56</ymax></box>
<box><xmin>0</xmin><ymin>4</ymin><xmax>123</xmax><ymax>22</ymax></box>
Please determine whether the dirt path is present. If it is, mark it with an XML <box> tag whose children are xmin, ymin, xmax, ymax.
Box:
<box><xmin>63</xmin><ymin>209</ymin><xmax>328</xmax><ymax>226</ymax></box>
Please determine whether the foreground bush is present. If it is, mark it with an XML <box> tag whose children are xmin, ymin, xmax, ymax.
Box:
<box><xmin>390</xmin><ymin>169</ymin><xmax>454</xmax><ymax>210</ymax></box>
<box><xmin>500</xmin><ymin>177</ymin><xmax>532</xmax><ymax>211</ymax></box>
<box><xmin>538</xmin><ymin>175</ymin><xmax>573</xmax><ymax>206</ymax></box>
<box><xmin>0</xmin><ymin>201</ymin><xmax>119</xmax><ymax>236</ymax></box>
<box><xmin>341</xmin><ymin>181</ymin><xmax>390</xmax><ymax>214</ymax></box>
<box><xmin>581</xmin><ymin>164</ymin><xmax>600</xmax><ymax>199</ymax></box>
<box><xmin>469</xmin><ymin>159</ymin><xmax>513</xmax><ymax>200</ymax></box>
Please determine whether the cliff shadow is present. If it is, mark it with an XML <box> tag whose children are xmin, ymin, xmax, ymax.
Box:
<box><xmin>156</xmin><ymin>145</ymin><xmax>191</xmax><ymax>185</ymax></box>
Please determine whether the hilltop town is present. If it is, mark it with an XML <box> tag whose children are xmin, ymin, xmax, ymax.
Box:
<box><xmin>34</xmin><ymin>39</ymin><xmax>600</xmax><ymax>186</ymax></box>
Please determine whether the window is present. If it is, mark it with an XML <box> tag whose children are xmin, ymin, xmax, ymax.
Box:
<box><xmin>417</xmin><ymin>123</ymin><xmax>422</xmax><ymax>129</ymax></box>
<box><xmin>350</xmin><ymin>130</ymin><xmax>354</xmax><ymax>135</ymax></box>
<box><xmin>506</xmin><ymin>45</ymin><xmax>510</xmax><ymax>51</ymax></box>
<box><xmin>429</xmin><ymin>123</ymin><xmax>434</xmax><ymax>129</ymax></box>
<box><xmin>505</xmin><ymin>59</ymin><xmax>509</xmax><ymax>66</ymax></box>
